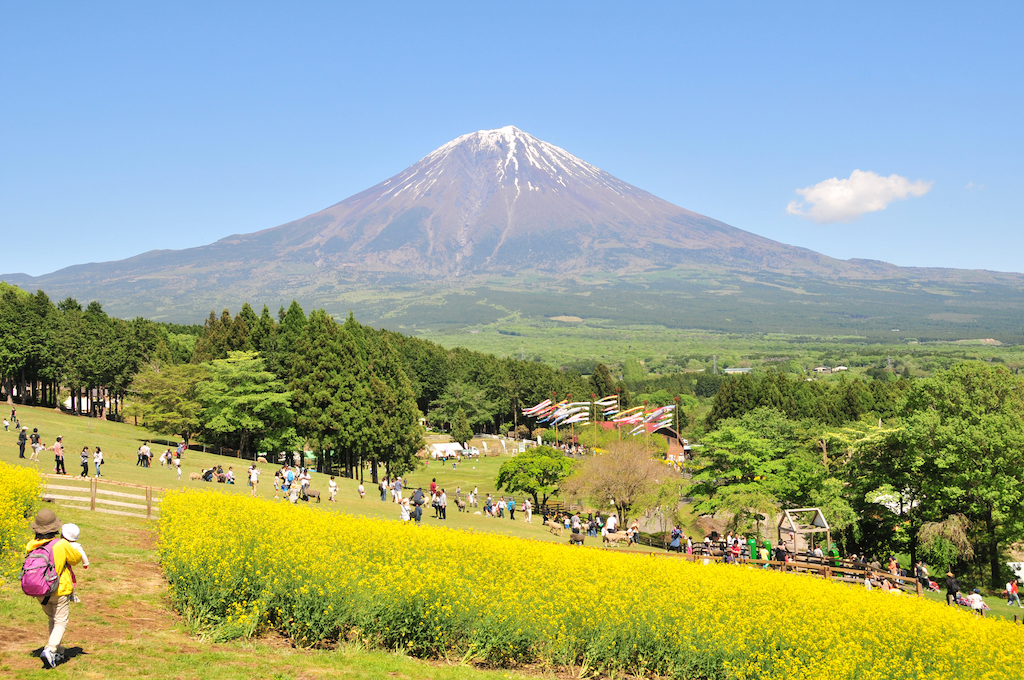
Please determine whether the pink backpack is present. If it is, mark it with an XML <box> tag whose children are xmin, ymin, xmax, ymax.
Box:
<box><xmin>21</xmin><ymin>538</ymin><xmax>60</xmax><ymax>600</ymax></box>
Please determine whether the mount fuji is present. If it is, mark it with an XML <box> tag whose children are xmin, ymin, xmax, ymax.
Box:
<box><xmin>4</xmin><ymin>126</ymin><xmax>1024</xmax><ymax>337</ymax></box>
<box><xmin>221</xmin><ymin>125</ymin><xmax>838</xmax><ymax>277</ymax></box>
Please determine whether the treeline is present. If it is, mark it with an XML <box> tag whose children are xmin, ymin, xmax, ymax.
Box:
<box><xmin>704</xmin><ymin>371</ymin><xmax>910</xmax><ymax>428</ymax></box>
<box><xmin>0</xmin><ymin>283</ymin><xmax>194</xmax><ymax>416</ymax></box>
<box><xmin>175</xmin><ymin>300</ymin><xmax>630</xmax><ymax>441</ymax></box>
<box><xmin>0</xmin><ymin>284</ymin><xmax>634</xmax><ymax>478</ymax></box>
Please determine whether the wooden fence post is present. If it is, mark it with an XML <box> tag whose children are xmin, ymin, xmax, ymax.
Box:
<box><xmin>146</xmin><ymin>487</ymin><xmax>152</xmax><ymax>519</ymax></box>
<box><xmin>90</xmin><ymin>477</ymin><xmax>97</xmax><ymax>511</ymax></box>
<box><xmin>916</xmin><ymin>578</ymin><xmax>923</xmax><ymax>597</ymax></box>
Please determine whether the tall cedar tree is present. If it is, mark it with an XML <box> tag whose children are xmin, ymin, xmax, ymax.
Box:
<box><xmin>289</xmin><ymin>310</ymin><xmax>372</xmax><ymax>475</ymax></box>
<box><xmin>366</xmin><ymin>331</ymin><xmax>424</xmax><ymax>479</ymax></box>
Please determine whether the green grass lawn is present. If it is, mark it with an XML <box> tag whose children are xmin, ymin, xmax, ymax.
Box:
<box><xmin>0</xmin><ymin>405</ymin><xmax>668</xmax><ymax>552</ymax></box>
<box><xmin>919</xmin><ymin>588</ymin><xmax>1024</xmax><ymax>623</ymax></box>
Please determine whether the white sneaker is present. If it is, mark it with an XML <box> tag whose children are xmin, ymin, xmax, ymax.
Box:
<box><xmin>41</xmin><ymin>648</ymin><xmax>59</xmax><ymax>669</ymax></box>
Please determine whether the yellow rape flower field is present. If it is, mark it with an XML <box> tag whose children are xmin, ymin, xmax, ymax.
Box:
<box><xmin>160</xmin><ymin>491</ymin><xmax>1023</xmax><ymax>680</ymax></box>
<box><xmin>0</xmin><ymin>462</ymin><xmax>41</xmax><ymax>579</ymax></box>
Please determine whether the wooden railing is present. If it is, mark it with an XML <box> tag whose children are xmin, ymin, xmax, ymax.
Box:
<box><xmin>40</xmin><ymin>473</ymin><xmax>162</xmax><ymax>520</ymax></box>
<box><xmin>654</xmin><ymin>550</ymin><xmax>926</xmax><ymax>596</ymax></box>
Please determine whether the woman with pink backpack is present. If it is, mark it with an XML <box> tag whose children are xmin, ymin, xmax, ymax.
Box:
<box><xmin>22</xmin><ymin>508</ymin><xmax>83</xmax><ymax>669</ymax></box>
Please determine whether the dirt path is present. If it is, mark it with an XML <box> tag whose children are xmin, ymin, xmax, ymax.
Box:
<box><xmin>0</xmin><ymin>519</ymin><xmax>191</xmax><ymax>673</ymax></box>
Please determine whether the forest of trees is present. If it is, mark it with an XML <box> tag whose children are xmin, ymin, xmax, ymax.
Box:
<box><xmin>0</xmin><ymin>285</ymin><xmax>627</xmax><ymax>480</ymax></box>
<box><xmin>685</xmin><ymin>365</ymin><xmax>1024</xmax><ymax>588</ymax></box>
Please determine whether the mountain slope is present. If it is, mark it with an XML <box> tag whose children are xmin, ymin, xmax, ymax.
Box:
<box><xmin>3</xmin><ymin>126</ymin><xmax>1024</xmax><ymax>336</ymax></box>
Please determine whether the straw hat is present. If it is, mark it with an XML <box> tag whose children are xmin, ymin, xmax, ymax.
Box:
<box><xmin>30</xmin><ymin>508</ymin><xmax>62</xmax><ymax>535</ymax></box>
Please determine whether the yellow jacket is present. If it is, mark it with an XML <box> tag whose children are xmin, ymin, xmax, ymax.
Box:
<box><xmin>25</xmin><ymin>537</ymin><xmax>82</xmax><ymax>597</ymax></box>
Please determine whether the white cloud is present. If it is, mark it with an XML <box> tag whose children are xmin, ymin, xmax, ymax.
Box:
<box><xmin>786</xmin><ymin>170</ymin><xmax>932</xmax><ymax>223</ymax></box>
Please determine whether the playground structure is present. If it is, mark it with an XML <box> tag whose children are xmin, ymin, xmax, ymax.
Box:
<box><xmin>778</xmin><ymin>507</ymin><xmax>831</xmax><ymax>553</ymax></box>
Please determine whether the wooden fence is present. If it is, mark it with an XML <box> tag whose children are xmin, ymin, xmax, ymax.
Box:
<box><xmin>40</xmin><ymin>473</ymin><xmax>162</xmax><ymax>520</ymax></box>
<box><xmin>648</xmin><ymin>550</ymin><xmax>926</xmax><ymax>596</ymax></box>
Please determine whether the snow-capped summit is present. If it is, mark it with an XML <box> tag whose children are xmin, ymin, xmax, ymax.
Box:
<box><xmin>224</xmin><ymin>125</ymin><xmax>813</xmax><ymax>276</ymax></box>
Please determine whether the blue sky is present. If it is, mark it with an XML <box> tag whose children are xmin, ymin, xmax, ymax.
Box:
<box><xmin>2</xmin><ymin>1</ymin><xmax>1021</xmax><ymax>276</ymax></box>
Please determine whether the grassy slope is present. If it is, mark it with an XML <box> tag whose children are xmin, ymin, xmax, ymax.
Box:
<box><xmin>0</xmin><ymin>503</ymin><xmax>541</xmax><ymax>679</ymax></box>
<box><xmin>0</xmin><ymin>405</ymin><xmax>669</xmax><ymax>550</ymax></box>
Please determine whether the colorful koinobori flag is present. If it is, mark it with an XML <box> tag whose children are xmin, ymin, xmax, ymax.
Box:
<box><xmin>522</xmin><ymin>399</ymin><xmax>552</xmax><ymax>416</ymax></box>
<box><xmin>538</xmin><ymin>406</ymin><xmax>566</xmax><ymax>423</ymax></box>
<box><xmin>539</xmin><ymin>401</ymin><xmax>574</xmax><ymax>423</ymax></box>
<box><xmin>594</xmin><ymin>395</ymin><xmax>618</xmax><ymax>406</ymax></box>
<box><xmin>562</xmin><ymin>413</ymin><xmax>590</xmax><ymax>425</ymax></box>
<box><xmin>611</xmin><ymin>405</ymin><xmax>644</xmax><ymax>420</ymax></box>
<box><xmin>535</xmin><ymin>406</ymin><xmax>563</xmax><ymax>423</ymax></box>
<box><xmin>553</xmin><ymin>405</ymin><xmax>589</xmax><ymax>422</ymax></box>
<box><xmin>644</xmin><ymin>404</ymin><xmax>675</xmax><ymax>422</ymax></box>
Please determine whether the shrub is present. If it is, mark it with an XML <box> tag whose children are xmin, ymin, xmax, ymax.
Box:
<box><xmin>0</xmin><ymin>463</ymin><xmax>42</xmax><ymax>579</ymax></box>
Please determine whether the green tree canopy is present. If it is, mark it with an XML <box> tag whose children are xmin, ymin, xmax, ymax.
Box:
<box><xmin>451</xmin><ymin>408</ymin><xmax>473</xmax><ymax>446</ymax></box>
<box><xmin>889</xmin><ymin>362</ymin><xmax>1024</xmax><ymax>585</ymax></box>
<box><xmin>198</xmin><ymin>351</ymin><xmax>297</xmax><ymax>458</ymax></box>
<box><xmin>495</xmin><ymin>445</ymin><xmax>575</xmax><ymax>508</ymax></box>
<box><xmin>131</xmin><ymin>363</ymin><xmax>208</xmax><ymax>445</ymax></box>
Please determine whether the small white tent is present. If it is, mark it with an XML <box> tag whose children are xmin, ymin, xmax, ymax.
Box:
<box><xmin>429</xmin><ymin>443</ymin><xmax>465</xmax><ymax>459</ymax></box>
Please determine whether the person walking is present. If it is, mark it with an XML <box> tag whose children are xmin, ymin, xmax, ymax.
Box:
<box><xmin>1006</xmin><ymin>580</ymin><xmax>1021</xmax><ymax>607</ymax></box>
<box><xmin>945</xmin><ymin>571</ymin><xmax>962</xmax><ymax>606</ymax></box>
<box><xmin>30</xmin><ymin>428</ymin><xmax>41</xmax><ymax>459</ymax></box>
<box><xmin>439</xmin><ymin>489</ymin><xmax>447</xmax><ymax>520</ymax></box>
<box><xmin>93</xmin><ymin>447</ymin><xmax>104</xmax><ymax>477</ymax></box>
<box><xmin>18</xmin><ymin>426</ymin><xmax>28</xmax><ymax>458</ymax></box>
<box><xmin>249</xmin><ymin>465</ymin><xmax>260</xmax><ymax>497</ymax></box>
<box><xmin>51</xmin><ymin>437</ymin><xmax>66</xmax><ymax>475</ymax></box>
<box><xmin>508</xmin><ymin>497</ymin><xmax>516</xmax><ymax>520</ymax></box>
<box><xmin>79</xmin><ymin>447</ymin><xmax>90</xmax><ymax>477</ymax></box>
<box><xmin>524</xmin><ymin>498</ymin><xmax>532</xmax><ymax>523</ymax></box>
<box><xmin>412</xmin><ymin>487</ymin><xmax>425</xmax><ymax>524</ymax></box>
<box><xmin>26</xmin><ymin>508</ymin><xmax>83</xmax><ymax>669</ymax></box>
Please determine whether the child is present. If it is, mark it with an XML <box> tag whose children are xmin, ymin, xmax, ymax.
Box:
<box><xmin>175</xmin><ymin>455</ymin><xmax>181</xmax><ymax>480</ymax></box>
<box><xmin>61</xmin><ymin>523</ymin><xmax>90</xmax><ymax>603</ymax></box>
<box><xmin>354</xmin><ymin>479</ymin><xmax>362</xmax><ymax>500</ymax></box>
<box><xmin>329</xmin><ymin>476</ymin><xmax>338</xmax><ymax>502</ymax></box>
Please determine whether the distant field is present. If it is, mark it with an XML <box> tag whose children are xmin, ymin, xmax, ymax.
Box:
<box><xmin>416</xmin><ymin>319</ymin><xmax>1024</xmax><ymax>376</ymax></box>
<box><xmin>354</xmin><ymin>269</ymin><xmax>1024</xmax><ymax>346</ymax></box>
